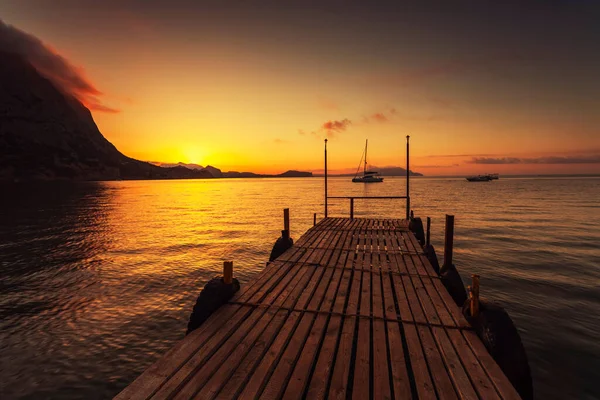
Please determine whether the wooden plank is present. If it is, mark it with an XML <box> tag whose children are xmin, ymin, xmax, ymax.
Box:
<box><xmin>332</xmin><ymin>263</ymin><xmax>353</xmax><ymax>314</ymax></box>
<box><xmin>446</xmin><ymin>329</ymin><xmax>501</xmax><ymax>400</ymax></box>
<box><xmin>430</xmin><ymin>327</ymin><xmax>479</xmax><ymax>400</ymax></box>
<box><xmin>237</xmin><ymin>311</ymin><xmax>302</xmax><ymax>400</ymax></box>
<box><xmin>259</xmin><ymin>312</ymin><xmax>317</xmax><ymax>399</ymax></box>
<box><xmin>421</xmin><ymin>277</ymin><xmax>457</xmax><ymax>327</ymax></box>
<box><xmin>400</xmin><ymin>275</ymin><xmax>426</xmax><ymax>324</ymax></box>
<box><xmin>373</xmin><ymin>318</ymin><xmax>392</xmax><ymax>400</ymax></box>
<box><xmin>149</xmin><ymin>305</ymin><xmax>256</xmax><ymax>399</ymax></box>
<box><xmin>372</xmin><ymin>265</ymin><xmax>384</xmax><ymax>319</ymax></box>
<box><xmin>359</xmin><ymin>252</ymin><xmax>371</xmax><ymax>318</ymax></box>
<box><xmin>381</xmin><ymin>271</ymin><xmax>398</xmax><ymax>321</ymax></box>
<box><xmin>305</xmin><ymin>315</ymin><xmax>343</xmax><ymax>399</ymax></box>
<box><xmin>174</xmin><ymin>306</ymin><xmax>274</xmax><ymax>399</ymax></box>
<box><xmin>328</xmin><ymin>316</ymin><xmax>356</xmax><ymax>400</ymax></box>
<box><xmin>387</xmin><ymin>321</ymin><xmax>413</xmax><ymax>399</ymax></box>
<box><xmin>417</xmin><ymin>325</ymin><xmax>459</xmax><ymax>400</ymax></box>
<box><xmin>352</xmin><ymin>317</ymin><xmax>371</xmax><ymax>399</ymax></box>
<box><xmin>209</xmin><ymin>309</ymin><xmax>289</xmax><ymax>399</ymax></box>
<box><xmin>282</xmin><ymin>313</ymin><xmax>329</xmax><ymax>398</ymax></box>
<box><xmin>402</xmin><ymin>324</ymin><xmax>437</xmax><ymax>400</ymax></box>
<box><xmin>431</xmin><ymin>278</ymin><xmax>471</xmax><ymax>328</ymax></box>
<box><xmin>115</xmin><ymin>304</ymin><xmax>244</xmax><ymax>400</ymax></box>
<box><xmin>462</xmin><ymin>330</ymin><xmax>522</xmax><ymax>400</ymax></box>
<box><xmin>409</xmin><ymin>274</ymin><xmax>442</xmax><ymax>326</ymax></box>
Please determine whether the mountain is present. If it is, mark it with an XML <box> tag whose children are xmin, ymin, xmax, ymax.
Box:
<box><xmin>375</xmin><ymin>166</ymin><xmax>423</xmax><ymax>177</ymax></box>
<box><xmin>151</xmin><ymin>162</ymin><xmax>205</xmax><ymax>170</ymax></box>
<box><xmin>0</xmin><ymin>50</ymin><xmax>212</xmax><ymax>181</ymax></box>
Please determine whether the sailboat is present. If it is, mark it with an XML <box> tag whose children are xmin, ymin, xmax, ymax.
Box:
<box><xmin>352</xmin><ymin>139</ymin><xmax>384</xmax><ymax>183</ymax></box>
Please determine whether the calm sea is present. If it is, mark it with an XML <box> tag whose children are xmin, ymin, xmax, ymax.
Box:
<box><xmin>1</xmin><ymin>177</ymin><xmax>599</xmax><ymax>399</ymax></box>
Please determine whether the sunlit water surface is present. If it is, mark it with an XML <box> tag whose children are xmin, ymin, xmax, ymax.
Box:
<box><xmin>1</xmin><ymin>177</ymin><xmax>599</xmax><ymax>399</ymax></box>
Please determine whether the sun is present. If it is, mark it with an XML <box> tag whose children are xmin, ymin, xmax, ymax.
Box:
<box><xmin>183</xmin><ymin>147</ymin><xmax>208</xmax><ymax>165</ymax></box>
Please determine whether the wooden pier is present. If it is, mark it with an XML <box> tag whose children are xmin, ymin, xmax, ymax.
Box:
<box><xmin>117</xmin><ymin>217</ymin><xmax>520</xmax><ymax>400</ymax></box>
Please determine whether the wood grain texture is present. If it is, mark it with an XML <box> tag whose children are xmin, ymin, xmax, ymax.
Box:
<box><xmin>117</xmin><ymin>217</ymin><xmax>520</xmax><ymax>400</ymax></box>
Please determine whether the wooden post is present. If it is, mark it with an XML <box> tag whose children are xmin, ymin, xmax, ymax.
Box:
<box><xmin>324</xmin><ymin>139</ymin><xmax>328</xmax><ymax>218</ymax></box>
<box><xmin>350</xmin><ymin>198</ymin><xmax>354</xmax><ymax>219</ymax></box>
<box><xmin>470</xmin><ymin>274</ymin><xmax>480</xmax><ymax>317</ymax></box>
<box><xmin>443</xmin><ymin>214</ymin><xmax>454</xmax><ymax>268</ymax></box>
<box><xmin>223</xmin><ymin>261</ymin><xmax>233</xmax><ymax>284</ymax></box>
<box><xmin>426</xmin><ymin>216</ymin><xmax>431</xmax><ymax>247</ymax></box>
<box><xmin>283</xmin><ymin>208</ymin><xmax>290</xmax><ymax>234</ymax></box>
<box><xmin>313</xmin><ymin>213</ymin><xmax>317</xmax><ymax>226</ymax></box>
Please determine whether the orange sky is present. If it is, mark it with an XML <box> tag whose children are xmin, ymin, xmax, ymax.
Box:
<box><xmin>1</xmin><ymin>2</ymin><xmax>599</xmax><ymax>175</ymax></box>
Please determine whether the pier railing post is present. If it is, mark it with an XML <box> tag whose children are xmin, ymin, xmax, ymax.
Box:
<box><xmin>470</xmin><ymin>274</ymin><xmax>480</xmax><ymax>317</ymax></box>
<box><xmin>313</xmin><ymin>213</ymin><xmax>317</xmax><ymax>226</ymax></box>
<box><xmin>223</xmin><ymin>261</ymin><xmax>233</xmax><ymax>284</ymax></box>
<box><xmin>324</xmin><ymin>138</ymin><xmax>328</xmax><ymax>218</ymax></box>
<box><xmin>443</xmin><ymin>214</ymin><xmax>454</xmax><ymax>268</ymax></box>
<box><xmin>406</xmin><ymin>135</ymin><xmax>410</xmax><ymax>220</ymax></box>
<box><xmin>283</xmin><ymin>208</ymin><xmax>290</xmax><ymax>235</ymax></box>
<box><xmin>350</xmin><ymin>198</ymin><xmax>354</xmax><ymax>219</ymax></box>
<box><xmin>426</xmin><ymin>217</ymin><xmax>431</xmax><ymax>246</ymax></box>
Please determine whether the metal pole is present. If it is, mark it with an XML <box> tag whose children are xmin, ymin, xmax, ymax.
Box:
<box><xmin>324</xmin><ymin>138</ymin><xmax>328</xmax><ymax>218</ymax></box>
<box><xmin>406</xmin><ymin>135</ymin><xmax>410</xmax><ymax>220</ymax></box>
<box><xmin>350</xmin><ymin>198</ymin><xmax>354</xmax><ymax>219</ymax></box>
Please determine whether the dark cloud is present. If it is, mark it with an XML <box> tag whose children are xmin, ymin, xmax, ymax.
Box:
<box><xmin>0</xmin><ymin>19</ymin><xmax>118</xmax><ymax>113</ymax></box>
<box><xmin>469</xmin><ymin>155</ymin><xmax>600</xmax><ymax>164</ymax></box>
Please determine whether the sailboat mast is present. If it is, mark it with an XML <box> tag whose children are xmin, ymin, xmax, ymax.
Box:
<box><xmin>364</xmin><ymin>139</ymin><xmax>368</xmax><ymax>174</ymax></box>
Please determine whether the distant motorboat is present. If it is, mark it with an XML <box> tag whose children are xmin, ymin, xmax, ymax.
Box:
<box><xmin>466</xmin><ymin>175</ymin><xmax>493</xmax><ymax>182</ymax></box>
<box><xmin>485</xmin><ymin>173</ymin><xmax>499</xmax><ymax>180</ymax></box>
<box><xmin>352</xmin><ymin>139</ymin><xmax>384</xmax><ymax>183</ymax></box>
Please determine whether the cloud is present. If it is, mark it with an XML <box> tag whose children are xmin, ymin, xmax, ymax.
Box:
<box><xmin>322</xmin><ymin>119</ymin><xmax>351</xmax><ymax>137</ymax></box>
<box><xmin>468</xmin><ymin>155</ymin><xmax>600</xmax><ymax>164</ymax></box>
<box><xmin>0</xmin><ymin>19</ymin><xmax>119</xmax><ymax>113</ymax></box>
<box><xmin>370</xmin><ymin>113</ymin><xmax>388</xmax><ymax>122</ymax></box>
<box><xmin>273</xmin><ymin>138</ymin><xmax>288</xmax><ymax>144</ymax></box>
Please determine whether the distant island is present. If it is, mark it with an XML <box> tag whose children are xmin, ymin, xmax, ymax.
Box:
<box><xmin>150</xmin><ymin>162</ymin><xmax>312</xmax><ymax>178</ymax></box>
<box><xmin>0</xmin><ymin>50</ymin><xmax>311</xmax><ymax>181</ymax></box>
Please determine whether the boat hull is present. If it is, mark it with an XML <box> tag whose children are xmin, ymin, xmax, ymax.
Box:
<box><xmin>352</xmin><ymin>176</ymin><xmax>384</xmax><ymax>183</ymax></box>
<box><xmin>466</xmin><ymin>176</ymin><xmax>492</xmax><ymax>182</ymax></box>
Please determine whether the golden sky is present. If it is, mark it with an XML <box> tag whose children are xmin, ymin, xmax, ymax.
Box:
<box><xmin>1</xmin><ymin>1</ymin><xmax>599</xmax><ymax>175</ymax></box>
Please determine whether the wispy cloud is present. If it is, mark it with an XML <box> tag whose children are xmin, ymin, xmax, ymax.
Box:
<box><xmin>0</xmin><ymin>19</ymin><xmax>119</xmax><ymax>113</ymax></box>
<box><xmin>273</xmin><ymin>138</ymin><xmax>289</xmax><ymax>144</ymax></box>
<box><xmin>369</xmin><ymin>113</ymin><xmax>388</xmax><ymax>122</ymax></box>
<box><xmin>317</xmin><ymin>96</ymin><xmax>339</xmax><ymax>111</ymax></box>
<box><xmin>468</xmin><ymin>155</ymin><xmax>600</xmax><ymax>164</ymax></box>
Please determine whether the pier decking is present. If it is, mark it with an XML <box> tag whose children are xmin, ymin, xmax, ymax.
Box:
<box><xmin>117</xmin><ymin>217</ymin><xmax>520</xmax><ymax>400</ymax></box>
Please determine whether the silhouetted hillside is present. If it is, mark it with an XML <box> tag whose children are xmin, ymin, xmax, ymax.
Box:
<box><xmin>0</xmin><ymin>51</ymin><xmax>212</xmax><ymax>181</ymax></box>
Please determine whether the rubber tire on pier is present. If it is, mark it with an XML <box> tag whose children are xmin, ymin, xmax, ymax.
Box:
<box><xmin>439</xmin><ymin>263</ymin><xmax>468</xmax><ymax>306</ymax></box>
<box><xmin>186</xmin><ymin>276</ymin><xmax>240</xmax><ymax>335</ymax></box>
<box><xmin>423</xmin><ymin>244</ymin><xmax>441</xmax><ymax>275</ymax></box>
<box><xmin>269</xmin><ymin>230</ymin><xmax>294</xmax><ymax>262</ymax></box>
<box><xmin>463</xmin><ymin>300</ymin><xmax>534</xmax><ymax>400</ymax></box>
<box><xmin>409</xmin><ymin>217</ymin><xmax>426</xmax><ymax>246</ymax></box>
